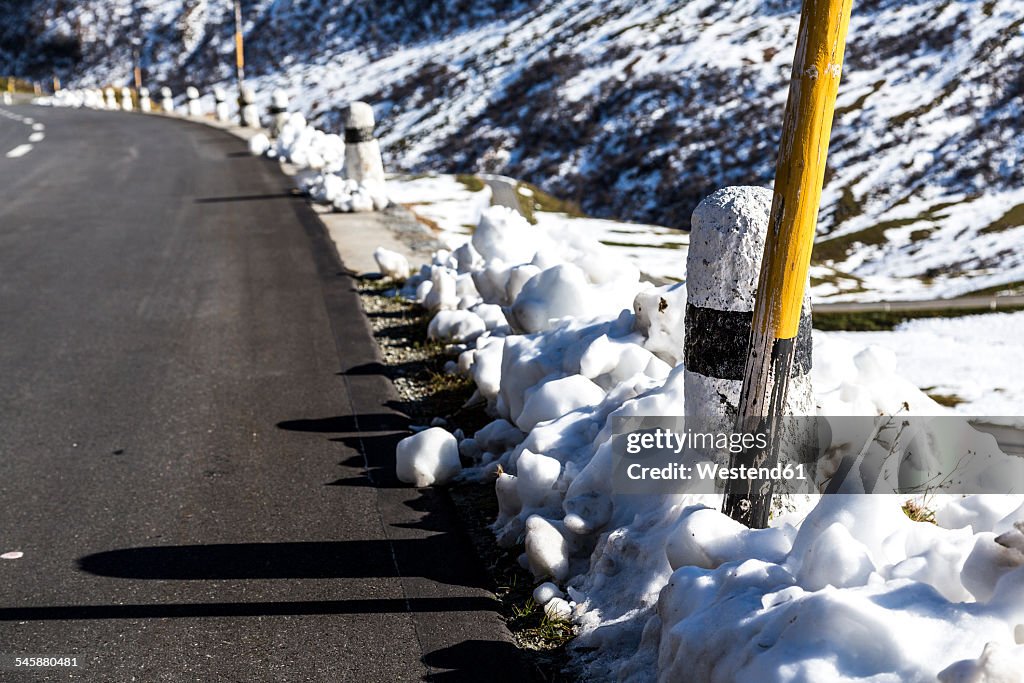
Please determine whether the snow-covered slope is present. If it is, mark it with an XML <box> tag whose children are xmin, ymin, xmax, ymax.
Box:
<box><xmin>7</xmin><ymin>0</ymin><xmax>1024</xmax><ymax>298</ymax></box>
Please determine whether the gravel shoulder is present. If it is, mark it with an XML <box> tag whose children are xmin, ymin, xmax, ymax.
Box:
<box><xmin>356</xmin><ymin>277</ymin><xmax>577</xmax><ymax>682</ymax></box>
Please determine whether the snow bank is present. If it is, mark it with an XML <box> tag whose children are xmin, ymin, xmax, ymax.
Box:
<box><xmin>252</xmin><ymin>111</ymin><xmax>390</xmax><ymax>213</ymax></box>
<box><xmin>637</xmin><ymin>496</ymin><xmax>1024</xmax><ymax>683</ymax></box>
<box><xmin>304</xmin><ymin>174</ymin><xmax>388</xmax><ymax>212</ymax></box>
<box><xmin>267</xmin><ymin>112</ymin><xmax>345</xmax><ymax>172</ymax></box>
<box><xmin>382</xmin><ymin>198</ymin><xmax>1024</xmax><ymax>682</ymax></box>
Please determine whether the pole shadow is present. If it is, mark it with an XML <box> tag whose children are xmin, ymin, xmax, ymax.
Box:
<box><xmin>422</xmin><ymin>640</ymin><xmax>538</xmax><ymax>682</ymax></box>
<box><xmin>78</xmin><ymin>539</ymin><xmax>488</xmax><ymax>588</ymax></box>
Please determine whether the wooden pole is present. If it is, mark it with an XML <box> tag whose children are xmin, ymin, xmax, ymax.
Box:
<box><xmin>233</xmin><ymin>0</ymin><xmax>247</xmax><ymax>125</ymax></box>
<box><xmin>233</xmin><ymin>0</ymin><xmax>245</xmax><ymax>88</ymax></box>
<box><xmin>723</xmin><ymin>0</ymin><xmax>854</xmax><ymax>528</ymax></box>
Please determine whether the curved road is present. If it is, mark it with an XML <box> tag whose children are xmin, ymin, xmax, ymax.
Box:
<box><xmin>815</xmin><ymin>295</ymin><xmax>1024</xmax><ymax>314</ymax></box>
<box><xmin>0</xmin><ymin>105</ymin><xmax>529</xmax><ymax>681</ymax></box>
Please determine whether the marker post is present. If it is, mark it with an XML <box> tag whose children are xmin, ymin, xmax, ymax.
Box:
<box><xmin>723</xmin><ymin>0</ymin><xmax>854</xmax><ymax>528</ymax></box>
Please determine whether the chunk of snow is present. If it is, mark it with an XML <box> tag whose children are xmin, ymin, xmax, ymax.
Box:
<box><xmin>471</xmin><ymin>206</ymin><xmax>548</xmax><ymax>265</ymax></box>
<box><xmin>373</xmin><ymin>247</ymin><xmax>410</xmax><ymax>280</ymax></box>
<box><xmin>524</xmin><ymin>515</ymin><xmax>569</xmax><ymax>581</ymax></box>
<box><xmin>515</xmin><ymin>449</ymin><xmax>562</xmax><ymax>510</ymax></box>
<box><xmin>516</xmin><ymin>375</ymin><xmax>605</xmax><ymax>432</ymax></box>
<box><xmin>395</xmin><ymin>428</ymin><xmax>461</xmax><ymax>487</ymax></box>
<box><xmin>427</xmin><ymin>310</ymin><xmax>486</xmax><ymax>343</ymax></box>
<box><xmin>544</xmin><ymin>597</ymin><xmax>573</xmax><ymax>620</ymax></box>
<box><xmin>533</xmin><ymin>581</ymin><xmax>565</xmax><ymax>605</ymax></box>
<box><xmin>248</xmin><ymin>133</ymin><xmax>271</xmax><ymax>156</ymax></box>
<box><xmin>938</xmin><ymin>642</ymin><xmax>1024</xmax><ymax>683</ymax></box>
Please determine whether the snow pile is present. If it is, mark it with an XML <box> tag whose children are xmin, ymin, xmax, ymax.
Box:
<box><xmin>251</xmin><ymin>110</ymin><xmax>389</xmax><ymax>213</ymax></box>
<box><xmin>247</xmin><ymin>132</ymin><xmax>271</xmax><ymax>156</ymax></box>
<box><xmin>383</xmin><ymin>202</ymin><xmax>1024</xmax><ymax>680</ymax></box>
<box><xmin>46</xmin><ymin>89</ymin><xmax>87</xmax><ymax>108</ymax></box>
<box><xmin>373</xmin><ymin>247</ymin><xmax>410</xmax><ymax>280</ymax></box>
<box><xmin>630</xmin><ymin>495</ymin><xmax>1024</xmax><ymax>683</ymax></box>
<box><xmin>396</xmin><ymin>427</ymin><xmax>461</xmax><ymax>487</ymax></box>
<box><xmin>302</xmin><ymin>173</ymin><xmax>388</xmax><ymax>213</ymax></box>
<box><xmin>828</xmin><ymin>311</ymin><xmax>1024</xmax><ymax>416</ymax></box>
<box><xmin>269</xmin><ymin>112</ymin><xmax>345</xmax><ymax>173</ymax></box>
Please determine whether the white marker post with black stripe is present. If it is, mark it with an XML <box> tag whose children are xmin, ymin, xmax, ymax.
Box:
<box><xmin>684</xmin><ymin>187</ymin><xmax>814</xmax><ymax>421</ymax></box>
<box><xmin>186</xmin><ymin>86</ymin><xmax>202</xmax><ymax>117</ymax></box>
<box><xmin>138</xmin><ymin>87</ymin><xmax>151</xmax><ymax>113</ymax></box>
<box><xmin>120</xmin><ymin>86</ymin><xmax>133</xmax><ymax>111</ymax></box>
<box><xmin>160</xmin><ymin>86</ymin><xmax>173</xmax><ymax>113</ymax></box>
<box><xmin>214</xmin><ymin>86</ymin><xmax>230</xmax><ymax>122</ymax></box>
<box><xmin>268</xmin><ymin>90</ymin><xmax>289</xmax><ymax>138</ymax></box>
<box><xmin>239</xmin><ymin>85</ymin><xmax>260</xmax><ymax>128</ymax></box>
<box><xmin>344</xmin><ymin>102</ymin><xmax>386</xmax><ymax>188</ymax></box>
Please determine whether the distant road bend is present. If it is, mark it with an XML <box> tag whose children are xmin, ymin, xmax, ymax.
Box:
<box><xmin>0</xmin><ymin>105</ymin><xmax>531</xmax><ymax>682</ymax></box>
<box><xmin>815</xmin><ymin>295</ymin><xmax>1024</xmax><ymax>315</ymax></box>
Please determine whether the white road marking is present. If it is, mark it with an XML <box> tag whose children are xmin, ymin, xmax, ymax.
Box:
<box><xmin>1</xmin><ymin>551</ymin><xmax>24</xmax><ymax>560</ymax></box>
<box><xmin>5</xmin><ymin>144</ymin><xmax>33</xmax><ymax>158</ymax></box>
<box><xmin>29</xmin><ymin>132</ymin><xmax>44</xmax><ymax>142</ymax></box>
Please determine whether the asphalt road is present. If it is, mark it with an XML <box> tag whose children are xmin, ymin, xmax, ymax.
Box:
<box><xmin>0</xmin><ymin>105</ymin><xmax>530</xmax><ymax>682</ymax></box>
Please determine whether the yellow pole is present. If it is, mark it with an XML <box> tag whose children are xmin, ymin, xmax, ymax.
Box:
<box><xmin>723</xmin><ymin>0</ymin><xmax>854</xmax><ymax>528</ymax></box>
<box><xmin>53</xmin><ymin>75</ymin><xmax>61</xmax><ymax>92</ymax></box>
<box><xmin>759</xmin><ymin>0</ymin><xmax>852</xmax><ymax>340</ymax></box>
<box><xmin>233</xmin><ymin>0</ymin><xmax>245</xmax><ymax>86</ymax></box>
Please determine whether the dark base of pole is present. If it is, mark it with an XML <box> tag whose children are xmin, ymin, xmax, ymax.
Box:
<box><xmin>722</xmin><ymin>336</ymin><xmax>796</xmax><ymax>529</ymax></box>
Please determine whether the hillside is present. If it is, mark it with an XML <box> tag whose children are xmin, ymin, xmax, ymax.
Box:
<box><xmin>5</xmin><ymin>0</ymin><xmax>1024</xmax><ymax>299</ymax></box>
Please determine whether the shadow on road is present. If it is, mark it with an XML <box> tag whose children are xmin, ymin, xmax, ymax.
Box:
<box><xmin>277</xmin><ymin>412</ymin><xmax>409</xmax><ymax>487</ymax></box>
<box><xmin>423</xmin><ymin>640</ymin><xmax>532</xmax><ymax>682</ymax></box>
<box><xmin>78</xmin><ymin>538</ymin><xmax>488</xmax><ymax>587</ymax></box>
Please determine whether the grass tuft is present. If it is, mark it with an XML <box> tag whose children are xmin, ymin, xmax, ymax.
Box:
<box><xmin>508</xmin><ymin>599</ymin><xmax>577</xmax><ymax>650</ymax></box>
<box><xmin>902</xmin><ymin>499</ymin><xmax>937</xmax><ymax>524</ymax></box>
<box><xmin>923</xmin><ymin>390</ymin><xmax>966</xmax><ymax>408</ymax></box>
<box><xmin>456</xmin><ymin>173</ymin><xmax>486</xmax><ymax>193</ymax></box>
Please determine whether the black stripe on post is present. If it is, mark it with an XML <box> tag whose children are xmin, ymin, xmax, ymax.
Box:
<box><xmin>684</xmin><ymin>303</ymin><xmax>812</xmax><ymax>380</ymax></box>
<box><xmin>684</xmin><ymin>306</ymin><xmax>752</xmax><ymax>380</ymax></box>
<box><xmin>268</xmin><ymin>106</ymin><xmax>287</xmax><ymax>114</ymax></box>
<box><xmin>344</xmin><ymin>127</ymin><xmax>375</xmax><ymax>143</ymax></box>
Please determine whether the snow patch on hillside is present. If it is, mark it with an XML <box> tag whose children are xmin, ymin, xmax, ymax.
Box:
<box><xmin>10</xmin><ymin>0</ymin><xmax>1024</xmax><ymax>300</ymax></box>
